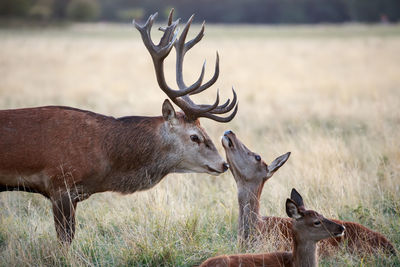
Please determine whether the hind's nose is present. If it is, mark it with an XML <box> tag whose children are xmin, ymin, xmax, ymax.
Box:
<box><xmin>222</xmin><ymin>162</ymin><xmax>230</xmax><ymax>172</ymax></box>
<box><xmin>224</xmin><ymin>130</ymin><xmax>234</xmax><ymax>136</ymax></box>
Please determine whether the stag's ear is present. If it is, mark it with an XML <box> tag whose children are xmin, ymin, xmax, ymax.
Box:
<box><xmin>286</xmin><ymin>198</ymin><xmax>303</xmax><ymax>220</ymax></box>
<box><xmin>290</xmin><ymin>188</ymin><xmax>305</xmax><ymax>208</ymax></box>
<box><xmin>162</xmin><ymin>99</ymin><xmax>178</xmax><ymax>125</ymax></box>
<box><xmin>266</xmin><ymin>152</ymin><xmax>291</xmax><ymax>178</ymax></box>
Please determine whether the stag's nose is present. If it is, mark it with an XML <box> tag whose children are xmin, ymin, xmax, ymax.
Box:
<box><xmin>224</xmin><ymin>130</ymin><xmax>234</xmax><ymax>136</ymax></box>
<box><xmin>222</xmin><ymin>162</ymin><xmax>230</xmax><ymax>172</ymax></box>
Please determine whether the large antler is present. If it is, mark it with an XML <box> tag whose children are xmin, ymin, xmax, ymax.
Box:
<box><xmin>133</xmin><ymin>9</ymin><xmax>238</xmax><ymax>122</ymax></box>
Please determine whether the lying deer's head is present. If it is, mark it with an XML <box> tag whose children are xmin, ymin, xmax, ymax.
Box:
<box><xmin>134</xmin><ymin>10</ymin><xmax>237</xmax><ymax>174</ymax></box>
<box><xmin>286</xmin><ymin>188</ymin><xmax>345</xmax><ymax>242</ymax></box>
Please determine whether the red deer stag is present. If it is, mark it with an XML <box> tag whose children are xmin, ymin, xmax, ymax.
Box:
<box><xmin>221</xmin><ymin>130</ymin><xmax>396</xmax><ymax>256</ymax></box>
<box><xmin>200</xmin><ymin>188</ymin><xmax>346</xmax><ymax>267</ymax></box>
<box><xmin>0</xmin><ymin>10</ymin><xmax>237</xmax><ymax>244</ymax></box>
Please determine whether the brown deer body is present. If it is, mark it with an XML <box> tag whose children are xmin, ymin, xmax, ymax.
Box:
<box><xmin>0</xmin><ymin>10</ymin><xmax>238</xmax><ymax>244</ymax></box>
<box><xmin>200</xmin><ymin>189</ymin><xmax>346</xmax><ymax>267</ymax></box>
<box><xmin>221</xmin><ymin>131</ymin><xmax>396</xmax><ymax>256</ymax></box>
<box><xmin>0</xmin><ymin>106</ymin><xmax>223</xmax><ymax>197</ymax></box>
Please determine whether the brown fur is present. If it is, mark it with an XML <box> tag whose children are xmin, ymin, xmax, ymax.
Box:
<box><xmin>200</xmin><ymin>194</ymin><xmax>346</xmax><ymax>267</ymax></box>
<box><xmin>0</xmin><ymin>105</ymin><xmax>226</xmax><ymax>243</ymax></box>
<box><xmin>221</xmin><ymin>131</ymin><xmax>396</xmax><ymax>256</ymax></box>
<box><xmin>200</xmin><ymin>252</ymin><xmax>292</xmax><ymax>267</ymax></box>
<box><xmin>258</xmin><ymin>216</ymin><xmax>396</xmax><ymax>256</ymax></box>
<box><xmin>1</xmin><ymin>10</ymin><xmax>238</xmax><ymax>245</ymax></box>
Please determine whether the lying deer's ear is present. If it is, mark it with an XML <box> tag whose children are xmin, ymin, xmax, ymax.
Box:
<box><xmin>290</xmin><ymin>188</ymin><xmax>304</xmax><ymax>208</ymax></box>
<box><xmin>162</xmin><ymin>99</ymin><xmax>178</xmax><ymax>125</ymax></box>
<box><xmin>266</xmin><ymin>152</ymin><xmax>291</xmax><ymax>178</ymax></box>
<box><xmin>286</xmin><ymin>198</ymin><xmax>303</xmax><ymax>220</ymax></box>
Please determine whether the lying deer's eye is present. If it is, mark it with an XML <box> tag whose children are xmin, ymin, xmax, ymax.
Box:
<box><xmin>255</xmin><ymin>155</ymin><xmax>261</xmax><ymax>161</ymax></box>
<box><xmin>314</xmin><ymin>221</ymin><xmax>321</xmax><ymax>226</ymax></box>
<box><xmin>190</xmin><ymin>135</ymin><xmax>200</xmax><ymax>143</ymax></box>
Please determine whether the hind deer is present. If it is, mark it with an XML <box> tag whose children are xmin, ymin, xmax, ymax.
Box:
<box><xmin>0</xmin><ymin>10</ymin><xmax>237</xmax><ymax>244</ymax></box>
<box><xmin>221</xmin><ymin>130</ymin><xmax>396</xmax><ymax>256</ymax></box>
<box><xmin>200</xmin><ymin>188</ymin><xmax>346</xmax><ymax>267</ymax></box>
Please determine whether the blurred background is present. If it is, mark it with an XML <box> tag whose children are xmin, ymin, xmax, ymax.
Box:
<box><xmin>1</xmin><ymin>0</ymin><xmax>400</xmax><ymax>24</ymax></box>
<box><xmin>1</xmin><ymin>1</ymin><xmax>400</xmax><ymax>266</ymax></box>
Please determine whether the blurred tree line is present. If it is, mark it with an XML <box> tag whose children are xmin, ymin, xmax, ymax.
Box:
<box><xmin>1</xmin><ymin>0</ymin><xmax>399</xmax><ymax>23</ymax></box>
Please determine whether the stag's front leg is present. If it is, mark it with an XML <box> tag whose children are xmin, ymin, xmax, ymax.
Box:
<box><xmin>51</xmin><ymin>194</ymin><xmax>78</xmax><ymax>244</ymax></box>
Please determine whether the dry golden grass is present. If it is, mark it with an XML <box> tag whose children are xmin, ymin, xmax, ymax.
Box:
<box><xmin>0</xmin><ymin>23</ymin><xmax>399</xmax><ymax>266</ymax></box>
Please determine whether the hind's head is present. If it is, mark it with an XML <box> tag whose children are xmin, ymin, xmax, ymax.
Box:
<box><xmin>221</xmin><ymin>130</ymin><xmax>290</xmax><ymax>186</ymax></box>
<box><xmin>286</xmin><ymin>188</ymin><xmax>345</xmax><ymax>242</ymax></box>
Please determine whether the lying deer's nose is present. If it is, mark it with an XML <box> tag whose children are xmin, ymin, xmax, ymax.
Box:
<box><xmin>339</xmin><ymin>225</ymin><xmax>346</xmax><ymax>232</ymax></box>
<box><xmin>224</xmin><ymin>130</ymin><xmax>234</xmax><ymax>136</ymax></box>
<box><xmin>222</xmin><ymin>162</ymin><xmax>230</xmax><ymax>172</ymax></box>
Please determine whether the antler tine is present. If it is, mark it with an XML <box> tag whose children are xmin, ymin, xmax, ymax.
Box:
<box><xmin>158</xmin><ymin>9</ymin><xmax>174</xmax><ymax>32</ymax></box>
<box><xmin>167</xmin><ymin>8</ymin><xmax>174</xmax><ymax>25</ymax></box>
<box><xmin>158</xmin><ymin>9</ymin><xmax>174</xmax><ymax>31</ymax></box>
<box><xmin>190</xmin><ymin>88</ymin><xmax>236</xmax><ymax>116</ymax></box>
<box><xmin>172</xmin><ymin>14</ymin><xmax>237</xmax><ymax>122</ymax></box>
<box><xmin>133</xmin><ymin>13</ymin><xmax>156</xmax><ymax>51</ymax></box>
<box><xmin>158</xmin><ymin>21</ymin><xmax>179</xmax><ymax>49</ymax></box>
<box><xmin>209</xmin><ymin>88</ymin><xmax>237</xmax><ymax>114</ymax></box>
<box><xmin>147</xmin><ymin>13</ymin><xmax>157</xmax><ymax>33</ymax></box>
<box><xmin>178</xmin><ymin>61</ymin><xmax>206</xmax><ymax>95</ymax></box>
<box><xmin>199</xmin><ymin>98</ymin><xmax>229</xmax><ymax>110</ymax></box>
<box><xmin>159</xmin><ymin>11</ymin><xmax>180</xmax><ymax>47</ymax></box>
<box><xmin>134</xmin><ymin>12</ymin><xmax>178</xmax><ymax>58</ymax></box>
<box><xmin>173</xmin><ymin>15</ymin><xmax>216</xmax><ymax>104</ymax></box>
<box><xmin>186</xmin><ymin>21</ymin><xmax>205</xmax><ymax>52</ymax></box>
<box><xmin>135</xmin><ymin>9</ymin><xmax>238</xmax><ymax>122</ymax></box>
<box><xmin>176</xmin><ymin>14</ymin><xmax>196</xmax><ymax>51</ymax></box>
<box><xmin>178</xmin><ymin>87</ymin><xmax>237</xmax><ymax>120</ymax></box>
<box><xmin>189</xmin><ymin>52</ymin><xmax>219</xmax><ymax>95</ymax></box>
<box><xmin>200</xmin><ymin>104</ymin><xmax>239</xmax><ymax>123</ymax></box>
<box><xmin>175</xmin><ymin>14</ymin><xmax>198</xmax><ymax>90</ymax></box>
<box><xmin>175</xmin><ymin>89</ymin><xmax>221</xmax><ymax>117</ymax></box>
<box><xmin>135</xmin><ymin>12</ymin><xmax>205</xmax><ymax>98</ymax></box>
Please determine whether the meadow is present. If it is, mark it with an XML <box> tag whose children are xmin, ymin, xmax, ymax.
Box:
<box><xmin>0</xmin><ymin>22</ymin><xmax>400</xmax><ymax>266</ymax></box>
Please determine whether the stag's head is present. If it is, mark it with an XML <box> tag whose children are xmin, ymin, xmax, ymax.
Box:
<box><xmin>134</xmin><ymin>10</ymin><xmax>237</xmax><ymax>175</ymax></box>
<box><xmin>221</xmin><ymin>130</ymin><xmax>290</xmax><ymax>186</ymax></box>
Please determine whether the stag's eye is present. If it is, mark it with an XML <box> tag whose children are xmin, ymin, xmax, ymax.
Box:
<box><xmin>190</xmin><ymin>135</ymin><xmax>200</xmax><ymax>143</ymax></box>
<box><xmin>314</xmin><ymin>221</ymin><xmax>321</xmax><ymax>226</ymax></box>
<box><xmin>255</xmin><ymin>155</ymin><xmax>261</xmax><ymax>161</ymax></box>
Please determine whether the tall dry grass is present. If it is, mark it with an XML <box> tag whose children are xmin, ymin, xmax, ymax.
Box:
<box><xmin>0</xmin><ymin>23</ymin><xmax>399</xmax><ymax>266</ymax></box>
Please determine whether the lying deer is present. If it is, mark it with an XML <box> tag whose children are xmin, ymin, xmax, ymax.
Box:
<box><xmin>221</xmin><ymin>130</ymin><xmax>396</xmax><ymax>256</ymax></box>
<box><xmin>0</xmin><ymin>10</ymin><xmax>237</xmax><ymax>244</ymax></box>
<box><xmin>200</xmin><ymin>188</ymin><xmax>346</xmax><ymax>267</ymax></box>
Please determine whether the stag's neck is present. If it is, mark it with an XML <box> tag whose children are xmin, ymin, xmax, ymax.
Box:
<box><xmin>236</xmin><ymin>178</ymin><xmax>266</xmax><ymax>242</ymax></box>
<box><xmin>292</xmin><ymin>234</ymin><xmax>318</xmax><ymax>267</ymax></box>
<box><xmin>104</xmin><ymin>116</ymin><xmax>180</xmax><ymax>193</ymax></box>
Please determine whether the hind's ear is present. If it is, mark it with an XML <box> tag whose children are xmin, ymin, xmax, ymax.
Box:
<box><xmin>266</xmin><ymin>152</ymin><xmax>291</xmax><ymax>179</ymax></box>
<box><xmin>286</xmin><ymin>198</ymin><xmax>303</xmax><ymax>219</ymax></box>
<box><xmin>290</xmin><ymin>188</ymin><xmax>304</xmax><ymax>208</ymax></box>
<box><xmin>162</xmin><ymin>99</ymin><xmax>178</xmax><ymax>126</ymax></box>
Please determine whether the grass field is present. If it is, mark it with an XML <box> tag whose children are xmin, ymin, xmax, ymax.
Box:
<box><xmin>1</xmin><ymin>22</ymin><xmax>400</xmax><ymax>266</ymax></box>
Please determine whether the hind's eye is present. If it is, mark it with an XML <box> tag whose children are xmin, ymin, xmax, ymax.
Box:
<box><xmin>255</xmin><ymin>155</ymin><xmax>261</xmax><ymax>161</ymax></box>
<box><xmin>314</xmin><ymin>221</ymin><xmax>321</xmax><ymax>226</ymax></box>
<box><xmin>190</xmin><ymin>135</ymin><xmax>200</xmax><ymax>143</ymax></box>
